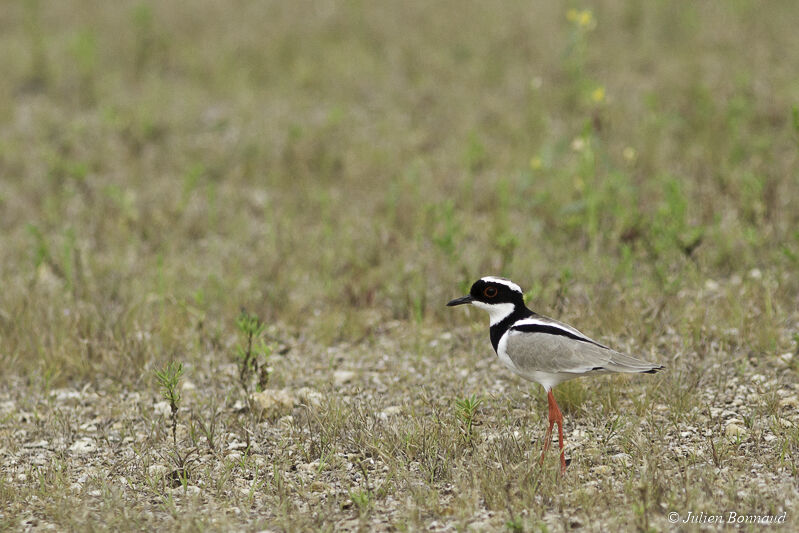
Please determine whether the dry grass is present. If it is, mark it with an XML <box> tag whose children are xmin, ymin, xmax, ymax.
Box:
<box><xmin>1</xmin><ymin>1</ymin><xmax>799</xmax><ymax>531</ymax></box>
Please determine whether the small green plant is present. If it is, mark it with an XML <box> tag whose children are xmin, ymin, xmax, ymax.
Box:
<box><xmin>505</xmin><ymin>516</ymin><xmax>524</xmax><ymax>533</ymax></box>
<box><xmin>455</xmin><ymin>394</ymin><xmax>483</xmax><ymax>444</ymax></box>
<box><xmin>155</xmin><ymin>361</ymin><xmax>197</xmax><ymax>486</ymax></box>
<box><xmin>235</xmin><ymin>309</ymin><xmax>273</xmax><ymax>398</ymax></box>
<box><xmin>191</xmin><ymin>401</ymin><xmax>220</xmax><ymax>452</ymax></box>
<box><xmin>154</xmin><ymin>361</ymin><xmax>183</xmax><ymax>447</ymax></box>
<box><xmin>349</xmin><ymin>488</ymin><xmax>372</xmax><ymax>515</ymax></box>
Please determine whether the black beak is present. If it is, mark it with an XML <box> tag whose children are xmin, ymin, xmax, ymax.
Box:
<box><xmin>447</xmin><ymin>295</ymin><xmax>473</xmax><ymax>307</ymax></box>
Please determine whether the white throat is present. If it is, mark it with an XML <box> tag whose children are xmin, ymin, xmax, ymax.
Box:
<box><xmin>472</xmin><ymin>301</ymin><xmax>516</xmax><ymax>326</ymax></box>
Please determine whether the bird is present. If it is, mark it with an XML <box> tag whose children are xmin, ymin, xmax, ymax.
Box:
<box><xmin>447</xmin><ymin>276</ymin><xmax>663</xmax><ymax>472</ymax></box>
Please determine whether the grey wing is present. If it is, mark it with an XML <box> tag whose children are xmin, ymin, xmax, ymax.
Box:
<box><xmin>505</xmin><ymin>329</ymin><xmax>663</xmax><ymax>376</ymax></box>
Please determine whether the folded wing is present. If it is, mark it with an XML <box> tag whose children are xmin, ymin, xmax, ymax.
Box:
<box><xmin>506</xmin><ymin>316</ymin><xmax>663</xmax><ymax>376</ymax></box>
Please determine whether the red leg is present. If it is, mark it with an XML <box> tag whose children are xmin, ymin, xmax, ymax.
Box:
<box><xmin>541</xmin><ymin>389</ymin><xmax>567</xmax><ymax>473</ymax></box>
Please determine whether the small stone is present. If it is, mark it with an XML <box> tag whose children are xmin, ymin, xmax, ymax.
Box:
<box><xmin>250</xmin><ymin>389</ymin><xmax>295</xmax><ymax>415</ymax></box>
<box><xmin>777</xmin><ymin>353</ymin><xmax>794</xmax><ymax>368</ymax></box>
<box><xmin>296</xmin><ymin>387</ymin><xmax>324</xmax><ymax>408</ymax></box>
<box><xmin>379</xmin><ymin>405</ymin><xmax>402</xmax><ymax>419</ymax></box>
<box><xmin>153</xmin><ymin>401</ymin><xmax>171</xmax><ymax>417</ymax></box>
<box><xmin>69</xmin><ymin>438</ymin><xmax>96</xmax><ymax>455</ymax></box>
<box><xmin>570</xmin><ymin>516</ymin><xmax>585</xmax><ymax>529</ymax></box>
<box><xmin>50</xmin><ymin>389</ymin><xmax>81</xmax><ymax>402</ymax></box>
<box><xmin>779</xmin><ymin>397</ymin><xmax>798</xmax><ymax>409</ymax></box>
<box><xmin>610</xmin><ymin>453</ymin><xmax>631</xmax><ymax>466</ymax></box>
<box><xmin>594</xmin><ymin>465</ymin><xmax>611</xmax><ymax>475</ymax></box>
<box><xmin>333</xmin><ymin>370</ymin><xmax>356</xmax><ymax>385</ymax></box>
<box><xmin>725</xmin><ymin>423</ymin><xmax>746</xmax><ymax>438</ymax></box>
<box><xmin>173</xmin><ymin>485</ymin><xmax>201</xmax><ymax>496</ymax></box>
<box><xmin>148</xmin><ymin>465</ymin><xmax>168</xmax><ymax>478</ymax></box>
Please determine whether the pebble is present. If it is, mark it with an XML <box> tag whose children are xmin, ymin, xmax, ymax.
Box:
<box><xmin>610</xmin><ymin>453</ymin><xmax>632</xmax><ymax>466</ymax></box>
<box><xmin>250</xmin><ymin>389</ymin><xmax>295</xmax><ymax>414</ymax></box>
<box><xmin>50</xmin><ymin>389</ymin><xmax>81</xmax><ymax>402</ymax></box>
<box><xmin>296</xmin><ymin>387</ymin><xmax>324</xmax><ymax>408</ymax></box>
<box><xmin>69</xmin><ymin>438</ymin><xmax>96</xmax><ymax>455</ymax></box>
<box><xmin>148</xmin><ymin>465</ymin><xmax>168</xmax><ymax>478</ymax></box>
<box><xmin>172</xmin><ymin>485</ymin><xmax>201</xmax><ymax>496</ymax></box>
<box><xmin>153</xmin><ymin>401</ymin><xmax>172</xmax><ymax>417</ymax></box>
<box><xmin>725</xmin><ymin>423</ymin><xmax>746</xmax><ymax>438</ymax></box>
<box><xmin>777</xmin><ymin>353</ymin><xmax>794</xmax><ymax>368</ymax></box>
<box><xmin>379</xmin><ymin>405</ymin><xmax>402</xmax><ymax>419</ymax></box>
<box><xmin>779</xmin><ymin>397</ymin><xmax>798</xmax><ymax>409</ymax></box>
<box><xmin>333</xmin><ymin>370</ymin><xmax>356</xmax><ymax>385</ymax></box>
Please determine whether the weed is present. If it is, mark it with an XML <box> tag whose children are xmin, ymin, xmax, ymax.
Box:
<box><xmin>454</xmin><ymin>395</ymin><xmax>483</xmax><ymax>444</ymax></box>
<box><xmin>234</xmin><ymin>309</ymin><xmax>273</xmax><ymax>398</ymax></box>
<box><xmin>154</xmin><ymin>361</ymin><xmax>183</xmax><ymax>448</ymax></box>
<box><xmin>349</xmin><ymin>488</ymin><xmax>372</xmax><ymax>516</ymax></box>
<box><xmin>154</xmin><ymin>361</ymin><xmax>197</xmax><ymax>485</ymax></box>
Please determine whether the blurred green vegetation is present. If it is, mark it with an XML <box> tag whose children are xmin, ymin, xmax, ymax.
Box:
<box><xmin>0</xmin><ymin>0</ymin><xmax>797</xmax><ymax>382</ymax></box>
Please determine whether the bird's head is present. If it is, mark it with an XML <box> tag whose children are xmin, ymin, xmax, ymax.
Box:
<box><xmin>447</xmin><ymin>276</ymin><xmax>527</xmax><ymax>325</ymax></box>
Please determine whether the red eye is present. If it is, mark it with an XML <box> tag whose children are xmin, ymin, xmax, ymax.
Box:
<box><xmin>484</xmin><ymin>286</ymin><xmax>498</xmax><ymax>298</ymax></box>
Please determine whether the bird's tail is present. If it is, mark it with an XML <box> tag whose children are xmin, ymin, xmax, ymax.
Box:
<box><xmin>605</xmin><ymin>351</ymin><xmax>664</xmax><ymax>374</ymax></box>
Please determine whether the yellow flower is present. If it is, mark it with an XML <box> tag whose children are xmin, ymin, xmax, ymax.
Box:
<box><xmin>591</xmin><ymin>86</ymin><xmax>605</xmax><ymax>103</ymax></box>
<box><xmin>567</xmin><ymin>9</ymin><xmax>596</xmax><ymax>30</ymax></box>
<box><xmin>530</xmin><ymin>156</ymin><xmax>542</xmax><ymax>170</ymax></box>
<box><xmin>623</xmin><ymin>146</ymin><xmax>637</xmax><ymax>162</ymax></box>
<box><xmin>577</xmin><ymin>10</ymin><xmax>594</xmax><ymax>29</ymax></box>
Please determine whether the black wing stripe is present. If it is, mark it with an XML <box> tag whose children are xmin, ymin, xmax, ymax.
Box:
<box><xmin>510</xmin><ymin>323</ymin><xmax>607</xmax><ymax>348</ymax></box>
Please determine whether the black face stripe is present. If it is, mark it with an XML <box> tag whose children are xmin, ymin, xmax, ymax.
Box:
<box><xmin>469</xmin><ymin>279</ymin><xmax>524</xmax><ymax>307</ymax></box>
<box><xmin>510</xmin><ymin>323</ymin><xmax>607</xmax><ymax>348</ymax></box>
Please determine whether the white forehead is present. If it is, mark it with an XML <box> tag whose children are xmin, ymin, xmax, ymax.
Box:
<box><xmin>480</xmin><ymin>276</ymin><xmax>523</xmax><ymax>293</ymax></box>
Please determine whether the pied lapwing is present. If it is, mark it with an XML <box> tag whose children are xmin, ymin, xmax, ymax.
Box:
<box><xmin>448</xmin><ymin>276</ymin><xmax>663</xmax><ymax>472</ymax></box>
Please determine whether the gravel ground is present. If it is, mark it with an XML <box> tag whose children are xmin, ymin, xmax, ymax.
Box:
<box><xmin>3</xmin><ymin>325</ymin><xmax>797</xmax><ymax>531</ymax></box>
